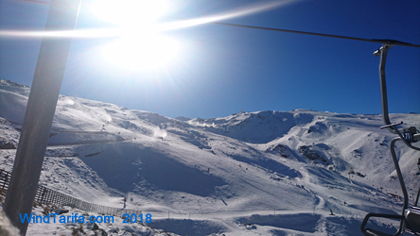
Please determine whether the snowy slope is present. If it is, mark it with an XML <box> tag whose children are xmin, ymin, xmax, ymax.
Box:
<box><xmin>1</xmin><ymin>79</ymin><xmax>419</xmax><ymax>236</ymax></box>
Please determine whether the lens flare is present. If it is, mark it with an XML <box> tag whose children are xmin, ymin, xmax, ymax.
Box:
<box><xmin>92</xmin><ymin>0</ymin><xmax>169</xmax><ymax>28</ymax></box>
<box><xmin>0</xmin><ymin>1</ymin><xmax>296</xmax><ymax>38</ymax></box>
<box><xmin>159</xmin><ymin>1</ymin><xmax>296</xmax><ymax>31</ymax></box>
<box><xmin>0</xmin><ymin>0</ymin><xmax>296</xmax><ymax>71</ymax></box>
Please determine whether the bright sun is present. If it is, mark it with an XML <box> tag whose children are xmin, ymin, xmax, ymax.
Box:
<box><xmin>101</xmin><ymin>33</ymin><xmax>180</xmax><ymax>71</ymax></box>
<box><xmin>92</xmin><ymin>0</ymin><xmax>180</xmax><ymax>71</ymax></box>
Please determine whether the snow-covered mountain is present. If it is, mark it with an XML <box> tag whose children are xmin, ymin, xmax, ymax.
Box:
<box><xmin>1</xmin><ymin>79</ymin><xmax>419</xmax><ymax>235</ymax></box>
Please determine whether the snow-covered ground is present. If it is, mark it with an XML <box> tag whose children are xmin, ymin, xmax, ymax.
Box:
<box><xmin>1</xmin><ymin>79</ymin><xmax>419</xmax><ymax>235</ymax></box>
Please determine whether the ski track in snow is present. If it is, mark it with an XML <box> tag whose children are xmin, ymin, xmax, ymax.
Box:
<box><xmin>1</xmin><ymin>79</ymin><xmax>419</xmax><ymax>235</ymax></box>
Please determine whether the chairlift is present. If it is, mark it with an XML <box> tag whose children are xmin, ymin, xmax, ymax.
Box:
<box><xmin>360</xmin><ymin>42</ymin><xmax>420</xmax><ymax>236</ymax></box>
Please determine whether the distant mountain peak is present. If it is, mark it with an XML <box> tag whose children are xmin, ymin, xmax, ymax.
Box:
<box><xmin>174</xmin><ymin>116</ymin><xmax>191</xmax><ymax>122</ymax></box>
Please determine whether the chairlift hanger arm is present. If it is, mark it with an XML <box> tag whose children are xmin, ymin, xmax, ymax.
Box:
<box><xmin>374</xmin><ymin>43</ymin><xmax>420</xmax><ymax>151</ymax></box>
<box><xmin>375</xmin><ymin>43</ymin><xmax>396</xmax><ymax>133</ymax></box>
<box><xmin>363</xmin><ymin>43</ymin><xmax>420</xmax><ymax>236</ymax></box>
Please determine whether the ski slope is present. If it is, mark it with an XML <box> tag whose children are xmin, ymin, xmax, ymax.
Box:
<box><xmin>1</xmin><ymin>79</ymin><xmax>419</xmax><ymax>235</ymax></box>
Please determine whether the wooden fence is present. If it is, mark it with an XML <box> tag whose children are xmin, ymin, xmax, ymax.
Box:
<box><xmin>0</xmin><ymin>168</ymin><xmax>142</xmax><ymax>216</ymax></box>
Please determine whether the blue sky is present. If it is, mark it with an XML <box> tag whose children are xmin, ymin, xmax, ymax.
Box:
<box><xmin>1</xmin><ymin>0</ymin><xmax>419</xmax><ymax>119</ymax></box>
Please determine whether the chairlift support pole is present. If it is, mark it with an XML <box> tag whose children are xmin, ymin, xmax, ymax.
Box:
<box><xmin>3</xmin><ymin>0</ymin><xmax>81</xmax><ymax>235</ymax></box>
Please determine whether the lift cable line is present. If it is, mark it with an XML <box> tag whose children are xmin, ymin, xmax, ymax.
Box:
<box><xmin>211</xmin><ymin>21</ymin><xmax>420</xmax><ymax>48</ymax></box>
<box><xmin>8</xmin><ymin>0</ymin><xmax>420</xmax><ymax>48</ymax></box>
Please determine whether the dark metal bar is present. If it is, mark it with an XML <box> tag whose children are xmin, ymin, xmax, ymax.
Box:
<box><xmin>380</xmin><ymin>121</ymin><xmax>403</xmax><ymax>130</ymax></box>
<box><xmin>3</xmin><ymin>0</ymin><xmax>81</xmax><ymax>234</ymax></box>
<box><xmin>361</xmin><ymin>213</ymin><xmax>404</xmax><ymax>236</ymax></box>
<box><xmin>375</xmin><ymin>44</ymin><xmax>398</xmax><ymax>134</ymax></box>
<box><xmin>390</xmin><ymin>138</ymin><xmax>409</xmax><ymax>219</ymax></box>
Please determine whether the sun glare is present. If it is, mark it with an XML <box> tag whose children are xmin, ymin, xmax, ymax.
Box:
<box><xmin>92</xmin><ymin>0</ymin><xmax>176</xmax><ymax>71</ymax></box>
<box><xmin>93</xmin><ymin>0</ymin><xmax>168</xmax><ymax>27</ymax></box>
<box><xmin>0</xmin><ymin>0</ymin><xmax>294</xmax><ymax>72</ymax></box>
<box><xmin>101</xmin><ymin>33</ymin><xmax>180</xmax><ymax>71</ymax></box>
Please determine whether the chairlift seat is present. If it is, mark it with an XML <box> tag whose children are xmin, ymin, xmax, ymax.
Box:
<box><xmin>361</xmin><ymin>213</ymin><xmax>404</xmax><ymax>236</ymax></box>
<box><xmin>364</xmin><ymin>228</ymin><xmax>395</xmax><ymax>236</ymax></box>
<box><xmin>405</xmin><ymin>206</ymin><xmax>420</xmax><ymax>233</ymax></box>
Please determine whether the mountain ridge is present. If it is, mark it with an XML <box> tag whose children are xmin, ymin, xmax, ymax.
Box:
<box><xmin>1</xmin><ymin>79</ymin><xmax>419</xmax><ymax>235</ymax></box>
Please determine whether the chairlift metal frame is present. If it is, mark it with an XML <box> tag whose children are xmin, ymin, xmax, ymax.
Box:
<box><xmin>360</xmin><ymin>42</ymin><xmax>420</xmax><ymax>236</ymax></box>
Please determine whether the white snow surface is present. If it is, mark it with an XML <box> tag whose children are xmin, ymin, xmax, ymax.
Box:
<box><xmin>1</xmin><ymin>79</ymin><xmax>419</xmax><ymax>235</ymax></box>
